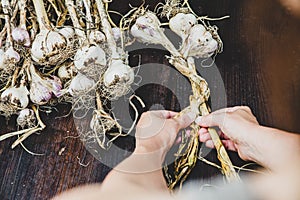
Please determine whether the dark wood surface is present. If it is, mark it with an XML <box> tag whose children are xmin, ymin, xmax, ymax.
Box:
<box><xmin>1</xmin><ymin>0</ymin><xmax>300</xmax><ymax>199</ymax></box>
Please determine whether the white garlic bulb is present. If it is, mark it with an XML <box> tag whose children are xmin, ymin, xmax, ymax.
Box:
<box><xmin>169</xmin><ymin>13</ymin><xmax>197</xmax><ymax>42</ymax></box>
<box><xmin>1</xmin><ymin>85</ymin><xmax>29</xmax><ymax>109</ymax></box>
<box><xmin>29</xmin><ymin>64</ymin><xmax>63</xmax><ymax>105</ymax></box>
<box><xmin>12</xmin><ymin>27</ymin><xmax>31</xmax><ymax>47</ymax></box>
<box><xmin>74</xmin><ymin>45</ymin><xmax>107</xmax><ymax>78</ymax></box>
<box><xmin>31</xmin><ymin>30</ymin><xmax>69</xmax><ymax>65</ymax></box>
<box><xmin>5</xmin><ymin>47</ymin><xmax>20</xmax><ymax>63</ymax></box>
<box><xmin>59</xmin><ymin>27</ymin><xmax>75</xmax><ymax>43</ymax></box>
<box><xmin>68</xmin><ymin>73</ymin><xmax>95</xmax><ymax>96</ymax></box>
<box><xmin>103</xmin><ymin>60</ymin><xmax>134</xmax><ymax>87</ymax></box>
<box><xmin>88</xmin><ymin>30</ymin><xmax>106</xmax><ymax>44</ymax></box>
<box><xmin>58</xmin><ymin>62</ymin><xmax>75</xmax><ymax>80</ymax></box>
<box><xmin>131</xmin><ymin>12</ymin><xmax>166</xmax><ymax>44</ymax></box>
<box><xmin>17</xmin><ymin>108</ymin><xmax>36</xmax><ymax>128</ymax></box>
<box><xmin>181</xmin><ymin>24</ymin><xmax>218</xmax><ymax>58</ymax></box>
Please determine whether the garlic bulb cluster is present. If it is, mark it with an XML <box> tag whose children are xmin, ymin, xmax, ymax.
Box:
<box><xmin>31</xmin><ymin>30</ymin><xmax>72</xmax><ymax>66</ymax></box>
<box><xmin>1</xmin><ymin>85</ymin><xmax>29</xmax><ymax>109</ymax></box>
<box><xmin>17</xmin><ymin>108</ymin><xmax>36</xmax><ymax>128</ymax></box>
<box><xmin>74</xmin><ymin>45</ymin><xmax>107</xmax><ymax>78</ymax></box>
<box><xmin>68</xmin><ymin>73</ymin><xmax>95</xmax><ymax>96</ymax></box>
<box><xmin>29</xmin><ymin>64</ymin><xmax>62</xmax><ymax>105</ymax></box>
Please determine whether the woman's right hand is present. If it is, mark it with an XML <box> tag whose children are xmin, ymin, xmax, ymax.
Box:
<box><xmin>195</xmin><ymin>106</ymin><xmax>300</xmax><ymax>172</ymax></box>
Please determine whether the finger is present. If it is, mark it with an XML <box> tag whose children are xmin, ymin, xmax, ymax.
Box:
<box><xmin>199</xmin><ymin>132</ymin><xmax>211</xmax><ymax>142</ymax></box>
<box><xmin>199</xmin><ymin>128</ymin><xmax>209</xmax><ymax>135</ymax></box>
<box><xmin>195</xmin><ymin>112</ymin><xmax>226</xmax><ymax>128</ymax></box>
<box><xmin>149</xmin><ymin>110</ymin><xmax>178</xmax><ymax>119</ymax></box>
<box><xmin>205</xmin><ymin>140</ymin><xmax>215</xmax><ymax>149</ymax></box>
<box><xmin>221</xmin><ymin>140</ymin><xmax>238</xmax><ymax>152</ymax></box>
<box><xmin>173</xmin><ymin>112</ymin><xmax>196</xmax><ymax>130</ymax></box>
<box><xmin>219</xmin><ymin>131</ymin><xmax>230</xmax><ymax>140</ymax></box>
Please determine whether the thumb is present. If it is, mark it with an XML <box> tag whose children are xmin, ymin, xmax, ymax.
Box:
<box><xmin>173</xmin><ymin>112</ymin><xmax>197</xmax><ymax>130</ymax></box>
<box><xmin>195</xmin><ymin>111</ymin><xmax>226</xmax><ymax>128</ymax></box>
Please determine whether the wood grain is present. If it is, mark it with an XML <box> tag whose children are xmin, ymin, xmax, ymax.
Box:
<box><xmin>0</xmin><ymin>0</ymin><xmax>299</xmax><ymax>199</ymax></box>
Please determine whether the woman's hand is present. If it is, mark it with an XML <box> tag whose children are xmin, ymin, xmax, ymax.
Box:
<box><xmin>135</xmin><ymin>110</ymin><xmax>196</xmax><ymax>162</ymax></box>
<box><xmin>195</xmin><ymin>106</ymin><xmax>300</xmax><ymax>172</ymax></box>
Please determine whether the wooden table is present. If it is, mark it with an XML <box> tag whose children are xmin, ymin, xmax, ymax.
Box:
<box><xmin>0</xmin><ymin>0</ymin><xmax>299</xmax><ymax>199</ymax></box>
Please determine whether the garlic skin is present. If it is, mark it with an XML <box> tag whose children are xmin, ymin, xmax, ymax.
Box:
<box><xmin>12</xmin><ymin>27</ymin><xmax>31</xmax><ymax>47</ymax></box>
<box><xmin>74</xmin><ymin>45</ymin><xmax>107</xmax><ymax>78</ymax></box>
<box><xmin>0</xmin><ymin>49</ymin><xmax>5</xmax><ymax>69</ymax></box>
<box><xmin>181</xmin><ymin>24</ymin><xmax>218</xmax><ymax>58</ymax></box>
<box><xmin>103</xmin><ymin>60</ymin><xmax>134</xmax><ymax>87</ymax></box>
<box><xmin>88</xmin><ymin>30</ymin><xmax>106</xmax><ymax>44</ymax></box>
<box><xmin>1</xmin><ymin>85</ymin><xmax>29</xmax><ymax>109</ymax></box>
<box><xmin>29</xmin><ymin>64</ymin><xmax>63</xmax><ymax>105</ymax></box>
<box><xmin>31</xmin><ymin>30</ymin><xmax>69</xmax><ymax>65</ymax></box>
<box><xmin>112</xmin><ymin>27</ymin><xmax>121</xmax><ymax>41</ymax></box>
<box><xmin>59</xmin><ymin>27</ymin><xmax>75</xmax><ymax>43</ymax></box>
<box><xmin>17</xmin><ymin>108</ymin><xmax>36</xmax><ymax>128</ymax></box>
<box><xmin>169</xmin><ymin>13</ymin><xmax>197</xmax><ymax>42</ymax></box>
<box><xmin>68</xmin><ymin>73</ymin><xmax>95</xmax><ymax>96</ymax></box>
<box><xmin>131</xmin><ymin>12</ymin><xmax>166</xmax><ymax>44</ymax></box>
<box><xmin>58</xmin><ymin>62</ymin><xmax>75</xmax><ymax>80</ymax></box>
<box><xmin>5</xmin><ymin>47</ymin><xmax>20</xmax><ymax>63</ymax></box>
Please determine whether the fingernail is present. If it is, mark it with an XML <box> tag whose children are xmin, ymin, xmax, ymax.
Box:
<box><xmin>195</xmin><ymin>116</ymin><xmax>202</xmax><ymax>124</ymax></box>
<box><xmin>187</xmin><ymin>112</ymin><xmax>196</xmax><ymax>121</ymax></box>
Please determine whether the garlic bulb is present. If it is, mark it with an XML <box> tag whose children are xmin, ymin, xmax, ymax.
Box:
<box><xmin>169</xmin><ymin>13</ymin><xmax>197</xmax><ymax>42</ymax></box>
<box><xmin>74</xmin><ymin>45</ymin><xmax>107</xmax><ymax>78</ymax></box>
<box><xmin>104</xmin><ymin>60</ymin><xmax>134</xmax><ymax>87</ymax></box>
<box><xmin>31</xmin><ymin>0</ymin><xmax>74</xmax><ymax>65</ymax></box>
<box><xmin>31</xmin><ymin>30</ymin><xmax>69</xmax><ymax>65</ymax></box>
<box><xmin>29</xmin><ymin>64</ymin><xmax>63</xmax><ymax>105</ymax></box>
<box><xmin>1</xmin><ymin>85</ymin><xmax>29</xmax><ymax>109</ymax></box>
<box><xmin>5</xmin><ymin>47</ymin><xmax>20</xmax><ymax>63</ymax></box>
<box><xmin>12</xmin><ymin>27</ymin><xmax>31</xmax><ymax>47</ymax></box>
<box><xmin>68</xmin><ymin>73</ymin><xmax>95</xmax><ymax>96</ymax></box>
<box><xmin>88</xmin><ymin>30</ymin><xmax>106</xmax><ymax>44</ymax></box>
<box><xmin>58</xmin><ymin>62</ymin><xmax>75</xmax><ymax>80</ymax></box>
<box><xmin>17</xmin><ymin>108</ymin><xmax>36</xmax><ymax>128</ymax></box>
<box><xmin>59</xmin><ymin>27</ymin><xmax>75</xmax><ymax>43</ymax></box>
<box><xmin>131</xmin><ymin>12</ymin><xmax>166</xmax><ymax>45</ymax></box>
<box><xmin>181</xmin><ymin>24</ymin><xmax>218</xmax><ymax>58</ymax></box>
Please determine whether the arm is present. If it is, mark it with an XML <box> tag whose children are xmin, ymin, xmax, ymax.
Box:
<box><xmin>53</xmin><ymin>110</ymin><xmax>195</xmax><ymax>200</ymax></box>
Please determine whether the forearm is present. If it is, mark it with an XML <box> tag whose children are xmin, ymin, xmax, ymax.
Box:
<box><xmin>101</xmin><ymin>148</ymin><xmax>169</xmax><ymax>193</ymax></box>
<box><xmin>250</xmin><ymin>125</ymin><xmax>300</xmax><ymax>172</ymax></box>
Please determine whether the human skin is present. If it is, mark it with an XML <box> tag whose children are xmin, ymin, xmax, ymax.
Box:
<box><xmin>196</xmin><ymin>106</ymin><xmax>300</xmax><ymax>172</ymax></box>
<box><xmin>53</xmin><ymin>107</ymin><xmax>300</xmax><ymax>200</ymax></box>
<box><xmin>278</xmin><ymin>0</ymin><xmax>300</xmax><ymax>17</ymax></box>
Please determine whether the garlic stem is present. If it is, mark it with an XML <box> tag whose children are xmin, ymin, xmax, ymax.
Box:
<box><xmin>0</xmin><ymin>126</ymin><xmax>37</xmax><ymax>142</ymax></box>
<box><xmin>82</xmin><ymin>0</ymin><xmax>93</xmax><ymax>36</ymax></box>
<box><xmin>11</xmin><ymin>126</ymin><xmax>44</xmax><ymax>149</ymax></box>
<box><xmin>1</xmin><ymin>0</ymin><xmax>13</xmax><ymax>47</ymax></box>
<box><xmin>32</xmin><ymin>0</ymin><xmax>51</xmax><ymax>30</ymax></box>
<box><xmin>65</xmin><ymin>0</ymin><xmax>86</xmax><ymax>40</ymax></box>
<box><xmin>95</xmin><ymin>0</ymin><xmax>119</xmax><ymax>58</ymax></box>
<box><xmin>18</xmin><ymin>0</ymin><xmax>27</xmax><ymax>29</ymax></box>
